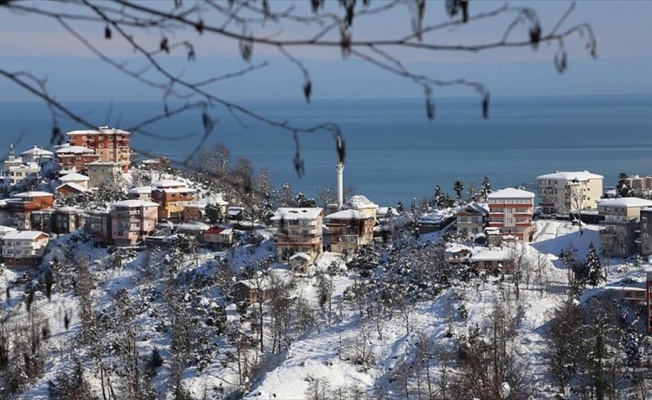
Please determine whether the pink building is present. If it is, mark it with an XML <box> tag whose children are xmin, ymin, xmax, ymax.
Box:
<box><xmin>110</xmin><ymin>199</ymin><xmax>159</xmax><ymax>246</ymax></box>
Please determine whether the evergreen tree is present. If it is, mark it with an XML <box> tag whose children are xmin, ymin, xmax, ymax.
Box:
<box><xmin>396</xmin><ymin>200</ymin><xmax>404</xmax><ymax>213</ymax></box>
<box><xmin>466</xmin><ymin>182</ymin><xmax>479</xmax><ymax>203</ymax></box>
<box><xmin>586</xmin><ymin>242</ymin><xmax>604</xmax><ymax>287</ymax></box>
<box><xmin>616</xmin><ymin>172</ymin><xmax>634</xmax><ymax>197</ymax></box>
<box><xmin>481</xmin><ymin>176</ymin><xmax>492</xmax><ymax>201</ymax></box>
<box><xmin>453</xmin><ymin>178</ymin><xmax>464</xmax><ymax>200</ymax></box>
<box><xmin>205</xmin><ymin>203</ymin><xmax>223</xmax><ymax>223</ymax></box>
<box><xmin>433</xmin><ymin>185</ymin><xmax>445</xmax><ymax>209</ymax></box>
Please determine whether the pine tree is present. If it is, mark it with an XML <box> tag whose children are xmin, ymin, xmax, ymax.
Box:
<box><xmin>586</xmin><ymin>242</ymin><xmax>604</xmax><ymax>287</ymax></box>
<box><xmin>433</xmin><ymin>185</ymin><xmax>444</xmax><ymax>209</ymax></box>
<box><xmin>616</xmin><ymin>172</ymin><xmax>634</xmax><ymax>197</ymax></box>
<box><xmin>396</xmin><ymin>200</ymin><xmax>404</xmax><ymax>213</ymax></box>
<box><xmin>481</xmin><ymin>176</ymin><xmax>492</xmax><ymax>201</ymax></box>
<box><xmin>454</xmin><ymin>178</ymin><xmax>464</xmax><ymax>200</ymax></box>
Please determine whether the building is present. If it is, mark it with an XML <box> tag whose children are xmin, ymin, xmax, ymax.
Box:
<box><xmin>183</xmin><ymin>194</ymin><xmax>229</xmax><ymax>222</ymax></box>
<box><xmin>56</xmin><ymin>145</ymin><xmax>100</xmax><ymax>173</ymax></box>
<box><xmin>3</xmin><ymin>145</ymin><xmax>41</xmax><ymax>187</ymax></box>
<box><xmin>1</xmin><ymin>230</ymin><xmax>50</xmax><ymax>270</ymax></box>
<box><xmin>271</xmin><ymin>207</ymin><xmax>323</xmax><ymax>262</ymax></box>
<box><xmin>0</xmin><ymin>191</ymin><xmax>54</xmax><ymax>230</ymax></box>
<box><xmin>175</xmin><ymin>221</ymin><xmax>210</xmax><ymax>242</ymax></box>
<box><xmin>128</xmin><ymin>186</ymin><xmax>153</xmax><ymax>201</ymax></box>
<box><xmin>66</xmin><ymin>126</ymin><xmax>131</xmax><ymax>172</ymax></box>
<box><xmin>203</xmin><ymin>226</ymin><xmax>234</xmax><ymax>248</ymax></box>
<box><xmin>84</xmin><ymin>210</ymin><xmax>112</xmax><ymax>243</ymax></box>
<box><xmin>456</xmin><ymin>203</ymin><xmax>489</xmax><ymax>238</ymax></box>
<box><xmin>86</xmin><ymin>161</ymin><xmax>123</xmax><ymax>188</ymax></box>
<box><xmin>626</xmin><ymin>175</ymin><xmax>652</xmax><ymax>193</ymax></box>
<box><xmin>150</xmin><ymin>180</ymin><xmax>195</xmax><ymax>222</ymax></box>
<box><xmin>537</xmin><ymin>171</ymin><xmax>604</xmax><ymax>216</ymax></box>
<box><xmin>324</xmin><ymin>209</ymin><xmax>374</xmax><ymax>254</ymax></box>
<box><xmin>342</xmin><ymin>195</ymin><xmax>379</xmax><ymax>221</ymax></box>
<box><xmin>470</xmin><ymin>248</ymin><xmax>514</xmax><ymax>272</ymax></box>
<box><xmin>59</xmin><ymin>172</ymin><xmax>90</xmax><ymax>189</ymax></box>
<box><xmin>487</xmin><ymin>188</ymin><xmax>535</xmax><ymax>242</ymax></box>
<box><xmin>52</xmin><ymin>207</ymin><xmax>86</xmax><ymax>234</ymax></box>
<box><xmin>598</xmin><ymin>197</ymin><xmax>652</xmax><ymax>258</ymax></box>
<box><xmin>232</xmin><ymin>278</ymin><xmax>272</xmax><ymax>304</ymax></box>
<box><xmin>55</xmin><ymin>182</ymin><xmax>89</xmax><ymax>196</ymax></box>
<box><xmin>640</xmin><ymin>208</ymin><xmax>652</xmax><ymax>257</ymax></box>
<box><xmin>110</xmin><ymin>199</ymin><xmax>159</xmax><ymax>246</ymax></box>
<box><xmin>19</xmin><ymin>146</ymin><xmax>54</xmax><ymax>165</ymax></box>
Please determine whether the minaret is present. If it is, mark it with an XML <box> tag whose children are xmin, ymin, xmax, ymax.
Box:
<box><xmin>9</xmin><ymin>144</ymin><xmax>14</xmax><ymax>160</ymax></box>
<box><xmin>337</xmin><ymin>161</ymin><xmax>344</xmax><ymax>209</ymax></box>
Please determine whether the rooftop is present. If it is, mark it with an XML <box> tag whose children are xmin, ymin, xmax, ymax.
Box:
<box><xmin>66</xmin><ymin>126</ymin><xmax>130</xmax><ymax>136</ymax></box>
<box><xmin>598</xmin><ymin>197</ymin><xmax>652</xmax><ymax>208</ymax></box>
<box><xmin>111</xmin><ymin>199</ymin><xmax>159</xmax><ymax>208</ymax></box>
<box><xmin>537</xmin><ymin>171</ymin><xmax>604</xmax><ymax>181</ymax></box>
<box><xmin>3</xmin><ymin>230</ymin><xmax>49</xmax><ymax>240</ymax></box>
<box><xmin>488</xmin><ymin>188</ymin><xmax>535</xmax><ymax>200</ymax></box>
<box><xmin>271</xmin><ymin>207</ymin><xmax>323</xmax><ymax>221</ymax></box>
<box><xmin>343</xmin><ymin>195</ymin><xmax>379</xmax><ymax>210</ymax></box>
<box><xmin>324</xmin><ymin>209</ymin><xmax>372</xmax><ymax>221</ymax></box>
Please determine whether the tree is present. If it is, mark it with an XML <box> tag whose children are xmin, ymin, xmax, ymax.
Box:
<box><xmin>546</xmin><ymin>299</ymin><xmax>584</xmax><ymax>394</ymax></box>
<box><xmin>453</xmin><ymin>178</ymin><xmax>464</xmax><ymax>201</ymax></box>
<box><xmin>617</xmin><ymin>173</ymin><xmax>634</xmax><ymax>198</ymax></box>
<box><xmin>1</xmin><ymin>1</ymin><xmax>596</xmax><ymax>178</ymax></box>
<box><xmin>481</xmin><ymin>176</ymin><xmax>492</xmax><ymax>202</ymax></box>
<box><xmin>586</xmin><ymin>242</ymin><xmax>604</xmax><ymax>288</ymax></box>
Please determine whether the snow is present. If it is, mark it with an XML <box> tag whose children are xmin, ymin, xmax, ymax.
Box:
<box><xmin>488</xmin><ymin>188</ymin><xmax>535</xmax><ymax>199</ymax></box>
<box><xmin>110</xmin><ymin>199</ymin><xmax>159</xmax><ymax>207</ymax></box>
<box><xmin>597</xmin><ymin>197</ymin><xmax>652</xmax><ymax>208</ymax></box>
<box><xmin>271</xmin><ymin>207</ymin><xmax>323</xmax><ymax>221</ymax></box>
<box><xmin>14</xmin><ymin>191</ymin><xmax>53</xmax><ymax>198</ymax></box>
<box><xmin>59</xmin><ymin>172</ymin><xmax>89</xmax><ymax>182</ymax></box>
<box><xmin>343</xmin><ymin>195</ymin><xmax>378</xmax><ymax>210</ymax></box>
<box><xmin>66</xmin><ymin>126</ymin><xmax>130</xmax><ymax>136</ymax></box>
<box><xmin>536</xmin><ymin>170</ymin><xmax>603</xmax><ymax>181</ymax></box>
<box><xmin>152</xmin><ymin>179</ymin><xmax>187</xmax><ymax>188</ymax></box>
<box><xmin>2</xmin><ymin>230</ymin><xmax>49</xmax><ymax>240</ymax></box>
<box><xmin>55</xmin><ymin>145</ymin><xmax>95</xmax><ymax>154</ymax></box>
<box><xmin>324</xmin><ymin>209</ymin><xmax>370</xmax><ymax>221</ymax></box>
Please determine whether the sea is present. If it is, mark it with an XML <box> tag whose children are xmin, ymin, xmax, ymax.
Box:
<box><xmin>1</xmin><ymin>94</ymin><xmax>651</xmax><ymax>207</ymax></box>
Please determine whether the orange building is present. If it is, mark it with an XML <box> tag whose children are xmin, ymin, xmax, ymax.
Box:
<box><xmin>150</xmin><ymin>180</ymin><xmax>195</xmax><ymax>222</ymax></box>
<box><xmin>66</xmin><ymin>126</ymin><xmax>131</xmax><ymax>172</ymax></box>
<box><xmin>487</xmin><ymin>188</ymin><xmax>535</xmax><ymax>242</ymax></box>
<box><xmin>56</xmin><ymin>146</ymin><xmax>100</xmax><ymax>173</ymax></box>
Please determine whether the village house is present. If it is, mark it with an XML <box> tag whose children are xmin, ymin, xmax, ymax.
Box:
<box><xmin>150</xmin><ymin>179</ymin><xmax>195</xmax><ymax>222</ymax></box>
<box><xmin>86</xmin><ymin>160</ymin><xmax>123</xmax><ymax>188</ymax></box>
<box><xmin>56</xmin><ymin>145</ymin><xmax>100</xmax><ymax>173</ymax></box>
<box><xmin>416</xmin><ymin>209</ymin><xmax>455</xmax><ymax>233</ymax></box>
<box><xmin>110</xmin><ymin>199</ymin><xmax>159</xmax><ymax>246</ymax></box>
<box><xmin>0</xmin><ymin>225</ymin><xmax>18</xmax><ymax>262</ymax></box>
<box><xmin>271</xmin><ymin>207</ymin><xmax>323</xmax><ymax>262</ymax></box>
<box><xmin>56</xmin><ymin>172</ymin><xmax>90</xmax><ymax>192</ymax></box>
<box><xmin>324</xmin><ymin>209</ymin><xmax>374</xmax><ymax>254</ymax></box>
<box><xmin>3</xmin><ymin>145</ymin><xmax>42</xmax><ymax>187</ymax></box>
<box><xmin>598</xmin><ymin>197</ymin><xmax>652</xmax><ymax>258</ymax></box>
<box><xmin>175</xmin><ymin>221</ymin><xmax>211</xmax><ymax>242</ymax></box>
<box><xmin>537</xmin><ymin>171</ymin><xmax>604</xmax><ymax>216</ymax></box>
<box><xmin>29</xmin><ymin>209</ymin><xmax>54</xmax><ymax>233</ymax></box>
<box><xmin>66</xmin><ymin>126</ymin><xmax>131</xmax><ymax>172</ymax></box>
<box><xmin>289</xmin><ymin>252</ymin><xmax>313</xmax><ymax>274</ymax></box>
<box><xmin>626</xmin><ymin>175</ymin><xmax>652</xmax><ymax>194</ymax></box>
<box><xmin>55</xmin><ymin>182</ymin><xmax>89</xmax><ymax>197</ymax></box>
<box><xmin>84</xmin><ymin>210</ymin><xmax>112</xmax><ymax>243</ymax></box>
<box><xmin>128</xmin><ymin>186</ymin><xmax>153</xmax><ymax>201</ymax></box>
<box><xmin>183</xmin><ymin>194</ymin><xmax>229</xmax><ymax>222</ymax></box>
<box><xmin>203</xmin><ymin>226</ymin><xmax>234</xmax><ymax>248</ymax></box>
<box><xmin>231</xmin><ymin>278</ymin><xmax>272</xmax><ymax>304</ymax></box>
<box><xmin>487</xmin><ymin>188</ymin><xmax>535</xmax><ymax>242</ymax></box>
<box><xmin>1</xmin><ymin>230</ymin><xmax>50</xmax><ymax>270</ymax></box>
<box><xmin>227</xmin><ymin>206</ymin><xmax>245</xmax><ymax>222</ymax></box>
<box><xmin>0</xmin><ymin>191</ymin><xmax>54</xmax><ymax>230</ymax></box>
<box><xmin>470</xmin><ymin>248</ymin><xmax>514</xmax><ymax>272</ymax></box>
<box><xmin>456</xmin><ymin>203</ymin><xmax>489</xmax><ymax>238</ymax></box>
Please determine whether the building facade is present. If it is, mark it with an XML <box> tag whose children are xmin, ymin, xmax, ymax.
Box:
<box><xmin>86</xmin><ymin>161</ymin><xmax>123</xmax><ymax>188</ymax></box>
<box><xmin>456</xmin><ymin>203</ymin><xmax>489</xmax><ymax>238</ymax></box>
<box><xmin>487</xmin><ymin>188</ymin><xmax>535</xmax><ymax>242</ymax></box>
<box><xmin>56</xmin><ymin>146</ymin><xmax>100</xmax><ymax>173</ymax></box>
<box><xmin>324</xmin><ymin>209</ymin><xmax>374</xmax><ymax>254</ymax></box>
<box><xmin>1</xmin><ymin>230</ymin><xmax>50</xmax><ymax>270</ymax></box>
<box><xmin>598</xmin><ymin>197</ymin><xmax>652</xmax><ymax>258</ymax></box>
<box><xmin>110</xmin><ymin>200</ymin><xmax>158</xmax><ymax>246</ymax></box>
<box><xmin>271</xmin><ymin>207</ymin><xmax>324</xmax><ymax>262</ymax></box>
<box><xmin>537</xmin><ymin>171</ymin><xmax>604</xmax><ymax>216</ymax></box>
<box><xmin>66</xmin><ymin>126</ymin><xmax>131</xmax><ymax>172</ymax></box>
<box><xmin>150</xmin><ymin>180</ymin><xmax>195</xmax><ymax>221</ymax></box>
<box><xmin>0</xmin><ymin>192</ymin><xmax>54</xmax><ymax>230</ymax></box>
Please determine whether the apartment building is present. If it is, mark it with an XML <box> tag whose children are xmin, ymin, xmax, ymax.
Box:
<box><xmin>271</xmin><ymin>207</ymin><xmax>323</xmax><ymax>262</ymax></box>
<box><xmin>150</xmin><ymin>180</ymin><xmax>195</xmax><ymax>222</ymax></box>
<box><xmin>0</xmin><ymin>191</ymin><xmax>54</xmax><ymax>230</ymax></box>
<box><xmin>1</xmin><ymin>230</ymin><xmax>50</xmax><ymax>270</ymax></box>
<box><xmin>66</xmin><ymin>126</ymin><xmax>131</xmax><ymax>172</ymax></box>
<box><xmin>324</xmin><ymin>209</ymin><xmax>374</xmax><ymax>254</ymax></box>
<box><xmin>342</xmin><ymin>195</ymin><xmax>379</xmax><ymax>221</ymax></box>
<box><xmin>56</xmin><ymin>145</ymin><xmax>100</xmax><ymax>173</ymax></box>
<box><xmin>86</xmin><ymin>161</ymin><xmax>123</xmax><ymax>188</ymax></box>
<box><xmin>456</xmin><ymin>203</ymin><xmax>489</xmax><ymax>238</ymax></box>
<box><xmin>598</xmin><ymin>197</ymin><xmax>652</xmax><ymax>258</ymax></box>
<box><xmin>487</xmin><ymin>188</ymin><xmax>535</xmax><ymax>242</ymax></box>
<box><xmin>537</xmin><ymin>171</ymin><xmax>604</xmax><ymax>216</ymax></box>
<box><xmin>110</xmin><ymin>199</ymin><xmax>159</xmax><ymax>246</ymax></box>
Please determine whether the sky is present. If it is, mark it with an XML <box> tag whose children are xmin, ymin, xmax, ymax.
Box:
<box><xmin>1</xmin><ymin>0</ymin><xmax>651</xmax><ymax>102</ymax></box>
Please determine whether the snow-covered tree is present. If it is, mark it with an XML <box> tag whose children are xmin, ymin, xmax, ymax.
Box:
<box><xmin>616</xmin><ymin>172</ymin><xmax>634</xmax><ymax>198</ymax></box>
<box><xmin>586</xmin><ymin>242</ymin><xmax>604</xmax><ymax>288</ymax></box>
<box><xmin>481</xmin><ymin>176</ymin><xmax>492</xmax><ymax>201</ymax></box>
<box><xmin>453</xmin><ymin>178</ymin><xmax>464</xmax><ymax>200</ymax></box>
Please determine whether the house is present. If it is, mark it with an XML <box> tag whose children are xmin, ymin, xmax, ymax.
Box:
<box><xmin>456</xmin><ymin>203</ymin><xmax>489</xmax><ymax>238</ymax></box>
<box><xmin>66</xmin><ymin>126</ymin><xmax>131</xmax><ymax>172</ymax></box>
<box><xmin>110</xmin><ymin>199</ymin><xmax>159</xmax><ymax>246</ymax></box>
<box><xmin>271</xmin><ymin>207</ymin><xmax>324</xmax><ymax>262</ymax></box>
<box><xmin>203</xmin><ymin>226</ymin><xmax>234</xmax><ymax>248</ymax></box>
<box><xmin>0</xmin><ymin>191</ymin><xmax>54</xmax><ymax>230</ymax></box>
<box><xmin>487</xmin><ymin>188</ymin><xmax>535</xmax><ymax>242</ymax></box>
<box><xmin>86</xmin><ymin>161</ymin><xmax>123</xmax><ymax>188</ymax></box>
<box><xmin>598</xmin><ymin>197</ymin><xmax>652</xmax><ymax>258</ymax></box>
<box><xmin>232</xmin><ymin>278</ymin><xmax>272</xmax><ymax>304</ymax></box>
<box><xmin>445</xmin><ymin>245</ymin><xmax>473</xmax><ymax>264</ymax></box>
<box><xmin>604</xmin><ymin>278</ymin><xmax>646</xmax><ymax>305</ymax></box>
<box><xmin>537</xmin><ymin>171</ymin><xmax>604</xmax><ymax>216</ymax></box>
<box><xmin>0</xmin><ymin>225</ymin><xmax>17</xmax><ymax>262</ymax></box>
<box><xmin>128</xmin><ymin>186</ymin><xmax>152</xmax><ymax>201</ymax></box>
<box><xmin>150</xmin><ymin>179</ymin><xmax>195</xmax><ymax>222</ymax></box>
<box><xmin>289</xmin><ymin>252</ymin><xmax>313</xmax><ymax>274</ymax></box>
<box><xmin>84</xmin><ymin>210</ymin><xmax>112</xmax><ymax>243</ymax></box>
<box><xmin>342</xmin><ymin>195</ymin><xmax>379</xmax><ymax>221</ymax></box>
<box><xmin>1</xmin><ymin>230</ymin><xmax>50</xmax><ymax>270</ymax></box>
<box><xmin>183</xmin><ymin>194</ymin><xmax>229</xmax><ymax>222</ymax></box>
<box><xmin>470</xmin><ymin>248</ymin><xmax>514</xmax><ymax>272</ymax></box>
<box><xmin>52</xmin><ymin>207</ymin><xmax>86</xmax><ymax>234</ymax></box>
<box><xmin>324</xmin><ymin>209</ymin><xmax>374</xmax><ymax>254</ymax></box>
<box><xmin>56</xmin><ymin>145</ymin><xmax>100</xmax><ymax>173</ymax></box>
<box><xmin>59</xmin><ymin>172</ymin><xmax>89</xmax><ymax>189</ymax></box>
<box><xmin>227</xmin><ymin>206</ymin><xmax>245</xmax><ymax>222</ymax></box>
<box><xmin>55</xmin><ymin>182</ymin><xmax>89</xmax><ymax>196</ymax></box>
<box><xmin>19</xmin><ymin>146</ymin><xmax>54</xmax><ymax>165</ymax></box>
<box><xmin>416</xmin><ymin>210</ymin><xmax>455</xmax><ymax>233</ymax></box>
<box><xmin>175</xmin><ymin>221</ymin><xmax>210</xmax><ymax>242</ymax></box>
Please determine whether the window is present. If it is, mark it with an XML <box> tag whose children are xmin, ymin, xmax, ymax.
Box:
<box><xmin>98</xmin><ymin>143</ymin><xmax>104</xmax><ymax>148</ymax></box>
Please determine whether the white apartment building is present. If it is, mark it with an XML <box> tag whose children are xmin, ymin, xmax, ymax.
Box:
<box><xmin>1</xmin><ymin>230</ymin><xmax>50</xmax><ymax>270</ymax></box>
<box><xmin>537</xmin><ymin>171</ymin><xmax>603</xmax><ymax>216</ymax></box>
<box><xmin>271</xmin><ymin>207</ymin><xmax>324</xmax><ymax>262</ymax></box>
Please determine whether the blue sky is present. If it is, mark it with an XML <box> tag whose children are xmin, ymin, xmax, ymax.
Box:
<box><xmin>1</xmin><ymin>1</ymin><xmax>651</xmax><ymax>101</ymax></box>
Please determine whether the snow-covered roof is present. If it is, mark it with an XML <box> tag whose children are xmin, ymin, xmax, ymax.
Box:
<box><xmin>598</xmin><ymin>197</ymin><xmax>652</xmax><ymax>208</ymax></box>
<box><xmin>176</xmin><ymin>221</ymin><xmax>211</xmax><ymax>232</ymax></box>
<box><xmin>471</xmin><ymin>248</ymin><xmax>511</xmax><ymax>261</ymax></box>
<box><xmin>56</xmin><ymin>145</ymin><xmax>95</xmax><ymax>154</ymax></box>
<box><xmin>343</xmin><ymin>195</ymin><xmax>378</xmax><ymax>210</ymax></box>
<box><xmin>56</xmin><ymin>182</ymin><xmax>89</xmax><ymax>193</ymax></box>
<box><xmin>128</xmin><ymin>186</ymin><xmax>152</xmax><ymax>194</ymax></box>
<box><xmin>14</xmin><ymin>191</ymin><xmax>53</xmax><ymax>198</ymax></box>
<box><xmin>0</xmin><ymin>225</ymin><xmax>17</xmax><ymax>235</ymax></box>
<box><xmin>289</xmin><ymin>252</ymin><xmax>312</xmax><ymax>262</ymax></box>
<box><xmin>111</xmin><ymin>199</ymin><xmax>159</xmax><ymax>208</ymax></box>
<box><xmin>271</xmin><ymin>207</ymin><xmax>323</xmax><ymax>221</ymax></box>
<box><xmin>488</xmin><ymin>188</ymin><xmax>535</xmax><ymax>199</ymax></box>
<box><xmin>160</xmin><ymin>187</ymin><xmax>194</xmax><ymax>194</ymax></box>
<box><xmin>55</xmin><ymin>206</ymin><xmax>85</xmax><ymax>213</ymax></box>
<box><xmin>459</xmin><ymin>202</ymin><xmax>489</xmax><ymax>215</ymax></box>
<box><xmin>59</xmin><ymin>172</ymin><xmax>89</xmax><ymax>182</ymax></box>
<box><xmin>152</xmin><ymin>179</ymin><xmax>186</xmax><ymax>189</ymax></box>
<box><xmin>20</xmin><ymin>146</ymin><xmax>53</xmax><ymax>156</ymax></box>
<box><xmin>2</xmin><ymin>230</ymin><xmax>49</xmax><ymax>240</ymax></box>
<box><xmin>537</xmin><ymin>171</ymin><xmax>604</xmax><ymax>181</ymax></box>
<box><xmin>66</xmin><ymin>126</ymin><xmax>130</xmax><ymax>136</ymax></box>
<box><xmin>324</xmin><ymin>209</ymin><xmax>372</xmax><ymax>221</ymax></box>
